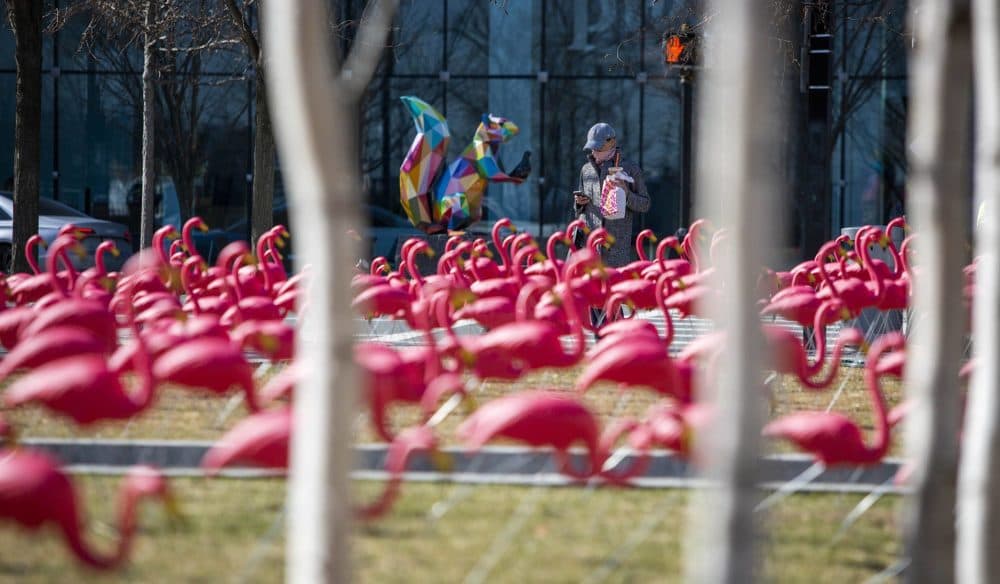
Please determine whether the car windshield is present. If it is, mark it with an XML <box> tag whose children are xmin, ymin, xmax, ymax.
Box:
<box><xmin>39</xmin><ymin>197</ymin><xmax>88</xmax><ymax>218</ymax></box>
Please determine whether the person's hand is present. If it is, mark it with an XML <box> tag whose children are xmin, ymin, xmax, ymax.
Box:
<box><xmin>574</xmin><ymin>193</ymin><xmax>590</xmax><ymax>206</ymax></box>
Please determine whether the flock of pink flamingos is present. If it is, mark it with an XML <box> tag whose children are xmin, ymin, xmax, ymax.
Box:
<box><xmin>0</xmin><ymin>212</ymin><xmax>974</xmax><ymax>569</ymax></box>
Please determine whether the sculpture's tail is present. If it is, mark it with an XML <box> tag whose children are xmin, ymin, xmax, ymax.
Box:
<box><xmin>401</xmin><ymin>96</ymin><xmax>449</xmax><ymax>137</ymax></box>
<box><xmin>399</xmin><ymin>97</ymin><xmax>452</xmax><ymax>233</ymax></box>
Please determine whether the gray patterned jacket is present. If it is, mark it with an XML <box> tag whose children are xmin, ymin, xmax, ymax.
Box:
<box><xmin>572</xmin><ymin>149</ymin><xmax>651</xmax><ymax>268</ymax></box>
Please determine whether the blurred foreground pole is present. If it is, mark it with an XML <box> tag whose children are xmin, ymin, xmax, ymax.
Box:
<box><xmin>902</xmin><ymin>0</ymin><xmax>971</xmax><ymax>582</ymax></box>
<box><xmin>957</xmin><ymin>0</ymin><xmax>1000</xmax><ymax>580</ymax></box>
<box><xmin>683</xmin><ymin>2</ymin><xmax>780</xmax><ymax>582</ymax></box>
<box><xmin>264</xmin><ymin>0</ymin><xmax>398</xmax><ymax>582</ymax></box>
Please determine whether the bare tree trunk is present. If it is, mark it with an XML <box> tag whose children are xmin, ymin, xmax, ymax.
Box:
<box><xmin>264</xmin><ymin>0</ymin><xmax>397</xmax><ymax>581</ymax></box>
<box><xmin>222</xmin><ymin>0</ymin><xmax>276</xmax><ymax>243</ymax></box>
<box><xmin>140</xmin><ymin>0</ymin><xmax>157</xmax><ymax>248</ymax></box>
<box><xmin>684</xmin><ymin>1</ymin><xmax>781</xmax><ymax>582</ymax></box>
<box><xmin>957</xmin><ymin>0</ymin><xmax>1000</xmax><ymax>579</ymax></box>
<box><xmin>251</xmin><ymin>70</ymin><xmax>276</xmax><ymax>243</ymax></box>
<box><xmin>6</xmin><ymin>0</ymin><xmax>42</xmax><ymax>274</ymax></box>
<box><xmin>902</xmin><ymin>1</ymin><xmax>972</xmax><ymax>582</ymax></box>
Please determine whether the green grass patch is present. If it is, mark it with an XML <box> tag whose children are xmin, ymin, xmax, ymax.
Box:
<box><xmin>3</xmin><ymin>363</ymin><xmax>906</xmax><ymax>458</ymax></box>
<box><xmin>0</xmin><ymin>477</ymin><xmax>902</xmax><ymax>583</ymax></box>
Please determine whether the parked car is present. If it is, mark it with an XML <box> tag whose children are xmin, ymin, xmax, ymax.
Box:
<box><xmin>0</xmin><ymin>192</ymin><xmax>134</xmax><ymax>272</ymax></box>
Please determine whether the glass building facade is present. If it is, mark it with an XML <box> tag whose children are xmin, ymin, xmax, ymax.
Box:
<box><xmin>0</xmin><ymin>0</ymin><xmax>910</xmax><ymax>258</ymax></box>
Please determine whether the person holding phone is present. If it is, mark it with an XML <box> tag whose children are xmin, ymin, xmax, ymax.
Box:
<box><xmin>572</xmin><ymin>122</ymin><xmax>651</xmax><ymax>329</ymax></box>
<box><xmin>572</xmin><ymin>122</ymin><xmax>650</xmax><ymax>265</ymax></box>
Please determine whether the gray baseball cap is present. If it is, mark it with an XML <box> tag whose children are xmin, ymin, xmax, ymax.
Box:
<box><xmin>583</xmin><ymin>122</ymin><xmax>616</xmax><ymax>151</ymax></box>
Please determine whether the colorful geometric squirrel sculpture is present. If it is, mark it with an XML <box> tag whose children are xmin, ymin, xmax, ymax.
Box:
<box><xmin>399</xmin><ymin>96</ymin><xmax>529</xmax><ymax>233</ymax></box>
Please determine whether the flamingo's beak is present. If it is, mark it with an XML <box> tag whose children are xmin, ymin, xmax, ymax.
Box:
<box><xmin>840</xmin><ymin>307</ymin><xmax>852</xmax><ymax>321</ymax></box>
<box><xmin>275</xmin><ymin>237</ymin><xmax>287</xmax><ymax>249</ymax></box>
<box><xmin>38</xmin><ymin>239</ymin><xmax>48</xmax><ymax>249</ymax></box>
<box><xmin>859</xmin><ymin>340</ymin><xmax>871</xmax><ymax>354</ymax></box>
<box><xmin>561</xmin><ymin>236</ymin><xmax>573</xmax><ymax>246</ymax></box>
<box><xmin>258</xmin><ymin>333</ymin><xmax>279</xmax><ymax>354</ymax></box>
<box><xmin>807</xmin><ymin>273</ymin><xmax>816</xmax><ymax>285</ymax></box>
<box><xmin>423</xmin><ymin>247</ymin><xmax>436</xmax><ymax>258</ymax></box>
<box><xmin>198</xmin><ymin>222</ymin><xmax>209</xmax><ymax>233</ymax></box>
<box><xmin>673</xmin><ymin>244</ymin><xmax>684</xmax><ymax>255</ymax></box>
<box><xmin>509</xmin><ymin>222</ymin><xmax>519</xmax><ymax>232</ymax></box>
<box><xmin>70</xmin><ymin>242</ymin><xmax>87</xmax><ymax>260</ymax></box>
<box><xmin>879</xmin><ymin>234</ymin><xmax>891</xmax><ymax>248</ymax></box>
<box><xmin>450</xmin><ymin>289</ymin><xmax>477</xmax><ymax>308</ymax></box>
<box><xmin>379</xmin><ymin>262</ymin><xmax>392</xmax><ymax>275</ymax></box>
<box><xmin>166</xmin><ymin>231</ymin><xmax>180</xmax><ymax>241</ymax></box>
<box><xmin>649</xmin><ymin>234</ymin><xmax>659</xmax><ymax>243</ymax></box>
<box><xmin>99</xmin><ymin>276</ymin><xmax>115</xmax><ymax>292</ymax></box>
<box><xmin>605</xmin><ymin>233</ymin><xmax>617</xmax><ymax>246</ymax></box>
<box><xmin>532</xmin><ymin>252</ymin><xmax>546</xmax><ymax>263</ymax></box>
<box><xmin>243</xmin><ymin>252</ymin><xmax>258</xmax><ymax>266</ymax></box>
<box><xmin>110</xmin><ymin>246</ymin><xmax>121</xmax><ymax>257</ymax></box>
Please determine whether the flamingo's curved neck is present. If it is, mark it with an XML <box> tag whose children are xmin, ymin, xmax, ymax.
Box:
<box><xmin>181</xmin><ymin>259</ymin><xmax>203</xmax><ymax>315</ymax></box>
<box><xmin>95</xmin><ymin>243</ymin><xmax>114</xmax><ymax>277</ymax></box>
<box><xmin>635</xmin><ymin>232</ymin><xmax>650</xmax><ymax>262</ymax></box>
<box><xmin>493</xmin><ymin>223</ymin><xmax>511</xmax><ymax>270</ymax></box>
<box><xmin>182</xmin><ymin>219</ymin><xmax>202</xmax><ymax>260</ymax></box>
<box><xmin>807</xmin><ymin>302</ymin><xmax>837</xmax><ymax>375</ymax></box>
<box><xmin>655</xmin><ymin>238</ymin><xmax>670</xmax><ymax>272</ymax></box>
<box><xmin>655</xmin><ymin>272</ymin><xmax>675</xmax><ymax>346</ymax></box>
<box><xmin>864</xmin><ymin>348</ymin><xmax>892</xmax><ymax>461</ymax></box>
<box><xmin>434</xmin><ymin>291</ymin><xmax>462</xmax><ymax>350</ymax></box>
<box><xmin>857</xmin><ymin>232</ymin><xmax>885</xmax><ymax>301</ymax></box>
<box><xmin>560</xmin><ymin>258</ymin><xmax>588</xmax><ymax>361</ymax></box>
<box><xmin>255</xmin><ymin>234</ymin><xmax>273</xmax><ymax>292</ymax></box>
<box><xmin>546</xmin><ymin>232</ymin><xmax>564</xmax><ymax>283</ymax></box>
<box><xmin>602</xmin><ymin>293</ymin><xmax>626</xmax><ymax>325</ymax></box>
<box><xmin>511</xmin><ymin>246</ymin><xmax>536</xmax><ymax>285</ymax></box>
<box><xmin>25</xmin><ymin>237</ymin><xmax>42</xmax><ymax>274</ymax></box>
<box><xmin>814</xmin><ymin>244</ymin><xmax>843</xmax><ymax>300</ymax></box>
<box><xmin>805</xmin><ymin>332</ymin><xmax>854</xmax><ymax>388</ymax></box>
<box><xmin>683</xmin><ymin>235</ymin><xmax>700</xmax><ymax>273</ymax></box>
<box><xmin>899</xmin><ymin>236</ymin><xmax>914</xmax><ymax>278</ymax></box>
<box><xmin>229</xmin><ymin>258</ymin><xmax>247</xmax><ymax>303</ymax></box>
<box><xmin>62</xmin><ymin>513</ymin><xmax>122</xmax><ymax>569</ymax></box>
<box><xmin>46</xmin><ymin>239</ymin><xmax>75</xmax><ymax>298</ymax></box>
<box><xmin>152</xmin><ymin>230</ymin><xmax>173</xmax><ymax>266</ymax></box>
<box><xmin>405</xmin><ymin>245</ymin><xmax>426</xmax><ymax>288</ymax></box>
